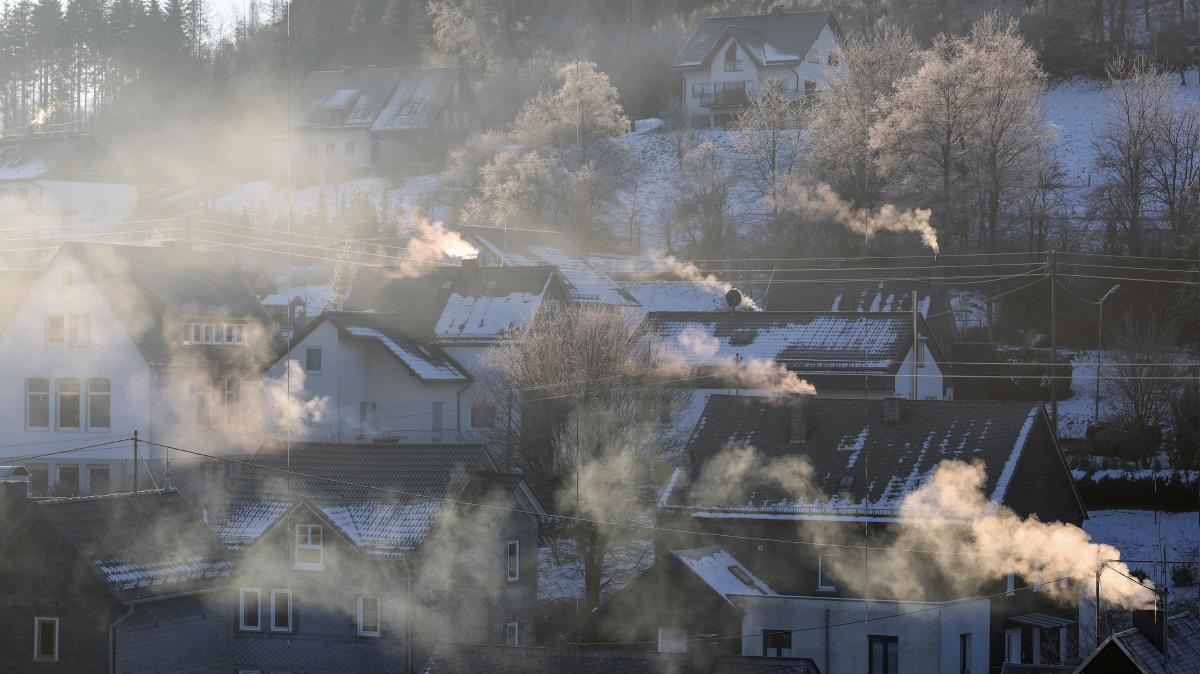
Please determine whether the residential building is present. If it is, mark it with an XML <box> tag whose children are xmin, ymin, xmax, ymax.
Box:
<box><xmin>211</xmin><ymin>440</ymin><xmax>544</xmax><ymax>673</ymax></box>
<box><xmin>0</xmin><ymin>487</ymin><xmax>234</xmax><ymax>673</ymax></box>
<box><xmin>0</xmin><ymin>133</ymin><xmax>137</xmax><ymax>238</ymax></box>
<box><xmin>671</xmin><ymin>6</ymin><xmax>840</xmax><ymax>128</ymax></box>
<box><xmin>1073</xmin><ymin>610</ymin><xmax>1200</xmax><ymax>674</ymax></box>
<box><xmin>0</xmin><ymin>241</ymin><xmax>271</xmax><ymax>496</ymax></box>
<box><xmin>284</xmin><ymin>67</ymin><xmax>472</xmax><ymax>182</ymax></box>
<box><xmin>423</xmin><ymin>643</ymin><xmax>820</xmax><ymax>673</ymax></box>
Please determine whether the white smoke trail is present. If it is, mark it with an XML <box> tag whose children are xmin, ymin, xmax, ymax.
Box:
<box><xmin>390</xmin><ymin>212</ymin><xmax>480</xmax><ymax>278</ymax></box>
<box><xmin>777</xmin><ymin>182</ymin><xmax>938</xmax><ymax>255</ymax></box>
<box><xmin>669</xmin><ymin>327</ymin><xmax>815</xmax><ymax>400</ymax></box>
<box><xmin>262</xmin><ymin>360</ymin><xmax>330</xmax><ymax>437</ymax></box>
<box><xmin>33</xmin><ymin>103</ymin><xmax>56</xmax><ymax>125</ymax></box>
<box><xmin>648</xmin><ymin>249</ymin><xmax>759</xmax><ymax>310</ymax></box>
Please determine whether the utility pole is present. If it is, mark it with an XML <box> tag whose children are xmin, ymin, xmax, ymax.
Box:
<box><xmin>1050</xmin><ymin>250</ymin><xmax>1058</xmax><ymax>432</ymax></box>
<box><xmin>132</xmin><ymin>429</ymin><xmax>139</xmax><ymax>495</ymax></box>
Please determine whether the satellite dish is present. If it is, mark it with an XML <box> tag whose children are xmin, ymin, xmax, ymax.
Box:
<box><xmin>725</xmin><ymin>288</ymin><xmax>743</xmax><ymax>310</ymax></box>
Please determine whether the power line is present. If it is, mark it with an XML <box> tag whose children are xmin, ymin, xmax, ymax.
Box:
<box><xmin>12</xmin><ymin>437</ymin><xmax>134</xmax><ymax>463</ymax></box>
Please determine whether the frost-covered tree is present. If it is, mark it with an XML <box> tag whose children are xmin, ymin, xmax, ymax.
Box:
<box><xmin>462</xmin><ymin>148</ymin><xmax>557</xmax><ymax>228</ymax></box>
<box><xmin>670</xmin><ymin>139</ymin><xmax>734</xmax><ymax>259</ymax></box>
<box><xmin>511</xmin><ymin>61</ymin><xmax>630</xmax><ymax>168</ymax></box>
<box><xmin>1148</xmin><ymin>97</ymin><xmax>1200</xmax><ymax>253</ymax></box>
<box><xmin>730</xmin><ymin>79</ymin><xmax>806</xmax><ymax>212</ymax></box>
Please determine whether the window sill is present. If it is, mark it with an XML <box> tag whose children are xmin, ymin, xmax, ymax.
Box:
<box><xmin>357</xmin><ymin>631</ymin><xmax>382</xmax><ymax>638</ymax></box>
<box><xmin>816</xmin><ymin>586</ymin><xmax>837</xmax><ymax>593</ymax></box>
<box><xmin>269</xmin><ymin>627</ymin><xmax>292</xmax><ymax>634</ymax></box>
<box><xmin>293</xmin><ymin>562</ymin><xmax>324</xmax><ymax>572</ymax></box>
<box><xmin>237</xmin><ymin>626</ymin><xmax>259</xmax><ymax>632</ymax></box>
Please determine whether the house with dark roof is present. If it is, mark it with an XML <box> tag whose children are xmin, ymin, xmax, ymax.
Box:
<box><xmin>0</xmin><ymin>487</ymin><xmax>234</xmax><ymax>673</ymax></box>
<box><xmin>422</xmin><ymin>642</ymin><xmax>820</xmax><ymax>673</ymax></box>
<box><xmin>0</xmin><ymin>132</ymin><xmax>137</xmax><ymax>237</ymax></box>
<box><xmin>633</xmin><ymin>394</ymin><xmax>1087</xmax><ymax>672</ymax></box>
<box><xmin>211</xmin><ymin>440</ymin><xmax>544</xmax><ymax>673</ymax></box>
<box><xmin>279</xmin><ymin>261</ymin><xmax>567</xmax><ymax>442</ymax></box>
<box><xmin>0</xmin><ymin>241</ymin><xmax>271</xmax><ymax>497</ymax></box>
<box><xmin>1073</xmin><ymin>610</ymin><xmax>1200</xmax><ymax>674</ymax></box>
<box><xmin>285</xmin><ymin>66</ymin><xmax>472</xmax><ymax>182</ymax></box>
<box><xmin>672</xmin><ymin>6</ymin><xmax>840</xmax><ymax>128</ymax></box>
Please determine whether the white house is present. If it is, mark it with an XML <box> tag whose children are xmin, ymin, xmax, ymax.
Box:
<box><xmin>0</xmin><ymin>133</ymin><xmax>137</xmax><ymax>238</ymax></box>
<box><xmin>0</xmin><ymin>241</ymin><xmax>271</xmax><ymax>496</ymax></box>
<box><xmin>671</xmin><ymin>6</ymin><xmax>841</xmax><ymax>128</ymax></box>
<box><xmin>269</xmin><ymin>260</ymin><xmax>568</xmax><ymax>443</ymax></box>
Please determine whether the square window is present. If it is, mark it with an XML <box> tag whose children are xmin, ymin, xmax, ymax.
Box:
<box><xmin>69</xmin><ymin>315</ymin><xmax>89</xmax><ymax>347</ymax></box>
<box><xmin>305</xmin><ymin>347</ymin><xmax>322</xmax><ymax>372</ymax></box>
<box><xmin>358</xmin><ymin>596</ymin><xmax>381</xmax><ymax>637</ymax></box>
<box><xmin>57</xmin><ymin>379</ymin><xmax>80</xmax><ymax>430</ymax></box>
<box><xmin>26</xmin><ymin>378</ymin><xmax>49</xmax><ymax>430</ymax></box>
<box><xmin>46</xmin><ymin>315</ymin><xmax>65</xmax><ymax>345</ymax></box>
<box><xmin>33</xmin><ymin>617</ymin><xmax>58</xmax><ymax>662</ymax></box>
<box><xmin>239</xmin><ymin>588</ymin><xmax>261</xmax><ymax>631</ymax></box>
<box><xmin>506</xmin><ymin>540</ymin><xmax>520</xmax><ymax>581</ymax></box>
<box><xmin>763</xmin><ymin>629</ymin><xmax>791</xmax><ymax>657</ymax></box>
<box><xmin>270</xmin><ymin>589</ymin><xmax>291</xmax><ymax>632</ymax></box>
<box><xmin>294</xmin><ymin>524</ymin><xmax>323</xmax><ymax>570</ymax></box>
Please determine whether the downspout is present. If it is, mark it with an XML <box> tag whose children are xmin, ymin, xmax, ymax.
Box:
<box><xmin>108</xmin><ymin>604</ymin><xmax>135</xmax><ymax>674</ymax></box>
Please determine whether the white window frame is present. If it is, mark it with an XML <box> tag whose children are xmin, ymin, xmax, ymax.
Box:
<box><xmin>239</xmin><ymin>588</ymin><xmax>261</xmax><ymax>631</ymax></box>
<box><xmin>506</xmin><ymin>540</ymin><xmax>520</xmax><ymax>581</ymax></box>
<box><xmin>657</xmin><ymin>626</ymin><xmax>687</xmax><ymax>653</ymax></box>
<box><xmin>505</xmin><ymin>621</ymin><xmax>519</xmax><ymax>647</ymax></box>
<box><xmin>357</xmin><ymin>595</ymin><xmax>381</xmax><ymax>637</ymax></box>
<box><xmin>45</xmin><ymin>314</ymin><xmax>65</xmax><ymax>346</ymax></box>
<box><xmin>294</xmin><ymin>524</ymin><xmax>324</xmax><ymax>570</ymax></box>
<box><xmin>33</xmin><ymin>616</ymin><xmax>58</xmax><ymax>662</ymax></box>
<box><xmin>69</xmin><ymin>314</ymin><xmax>89</xmax><ymax>347</ymax></box>
<box><xmin>56</xmin><ymin>378</ymin><xmax>80</xmax><ymax>431</ymax></box>
<box><xmin>26</xmin><ymin>377</ymin><xmax>50</xmax><ymax>431</ymax></box>
<box><xmin>86</xmin><ymin>378</ymin><xmax>111</xmax><ymax>431</ymax></box>
<box><xmin>182</xmin><ymin>320</ymin><xmax>247</xmax><ymax>345</ymax></box>
<box><xmin>817</xmin><ymin>554</ymin><xmax>837</xmax><ymax>592</ymax></box>
<box><xmin>304</xmin><ymin>347</ymin><xmax>322</xmax><ymax>373</ymax></box>
<box><xmin>270</xmin><ymin>589</ymin><xmax>292</xmax><ymax>633</ymax></box>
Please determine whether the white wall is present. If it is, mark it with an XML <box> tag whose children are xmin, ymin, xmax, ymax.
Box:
<box><xmin>734</xmin><ymin>594</ymin><xmax>990</xmax><ymax>674</ymax></box>
<box><xmin>291</xmin><ymin>129</ymin><xmax>372</xmax><ymax>181</ymax></box>
<box><xmin>894</xmin><ymin>340</ymin><xmax>948</xmax><ymax>400</ymax></box>
<box><xmin>0</xmin><ymin>179</ymin><xmax>137</xmax><ymax>234</ymax></box>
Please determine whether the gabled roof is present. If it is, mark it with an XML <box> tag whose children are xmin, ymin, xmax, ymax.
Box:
<box><xmin>766</xmin><ymin>279</ymin><xmax>940</xmax><ymax>315</ymax></box>
<box><xmin>663</xmin><ymin>396</ymin><xmax>1048</xmax><ymax>518</ymax></box>
<box><xmin>33</xmin><ymin>489</ymin><xmax>233</xmax><ymax>603</ymax></box>
<box><xmin>59</xmin><ymin>242</ymin><xmax>270</xmax><ymax>368</ymax></box>
<box><xmin>1075</xmin><ymin>613</ymin><xmax>1200</xmax><ymax>674</ymax></box>
<box><xmin>295</xmin><ymin>68</ymin><xmax>404</xmax><ymax>130</ymax></box>
<box><xmin>372</xmin><ymin>67</ymin><xmax>462</xmax><ymax>132</ymax></box>
<box><xmin>641</xmin><ymin>310</ymin><xmax>937</xmax><ymax>375</ymax></box>
<box><xmin>671</xmin><ymin>546</ymin><xmax>777</xmax><ymax>606</ymax></box>
<box><xmin>312</xmin><ymin>312</ymin><xmax>470</xmax><ymax>382</ymax></box>
<box><xmin>422</xmin><ymin>644</ymin><xmax>819</xmax><ymax>674</ymax></box>
<box><xmin>214</xmin><ymin>441</ymin><xmax>540</xmax><ymax>557</ymax></box>
<box><xmin>0</xmin><ymin>133</ymin><xmax>128</xmax><ymax>182</ymax></box>
<box><xmin>671</xmin><ymin>10</ymin><xmax>834</xmax><ymax>69</ymax></box>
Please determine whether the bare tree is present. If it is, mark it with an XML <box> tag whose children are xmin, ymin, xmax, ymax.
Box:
<box><xmin>1148</xmin><ymin>99</ymin><xmax>1200</xmax><ymax>253</ymax></box>
<box><xmin>1103</xmin><ymin>311</ymin><xmax>1181</xmax><ymax>435</ymax></box>
<box><xmin>480</xmin><ymin>304</ymin><xmax>688</xmax><ymax>611</ymax></box>
<box><xmin>670</xmin><ymin>139</ymin><xmax>735</xmax><ymax>259</ymax></box>
<box><xmin>730</xmin><ymin>79</ymin><xmax>806</xmax><ymax>235</ymax></box>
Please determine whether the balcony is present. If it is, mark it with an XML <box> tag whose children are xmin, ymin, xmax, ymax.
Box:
<box><xmin>700</xmin><ymin>86</ymin><xmax>752</xmax><ymax>108</ymax></box>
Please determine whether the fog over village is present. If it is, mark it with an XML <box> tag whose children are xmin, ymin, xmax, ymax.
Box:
<box><xmin>0</xmin><ymin>1</ymin><xmax>1198</xmax><ymax>672</ymax></box>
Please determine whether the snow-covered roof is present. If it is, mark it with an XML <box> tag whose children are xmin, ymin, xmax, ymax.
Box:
<box><xmin>0</xmin><ymin>133</ymin><xmax>125</xmax><ymax>182</ymax></box>
<box><xmin>372</xmin><ymin>68</ymin><xmax>461</xmax><ymax>132</ymax></box>
<box><xmin>671</xmin><ymin>10</ymin><xmax>834</xmax><ymax>69</ymax></box>
<box><xmin>434</xmin><ymin>284</ymin><xmax>547</xmax><ymax>342</ymax></box>
<box><xmin>295</xmin><ymin>68</ymin><xmax>402</xmax><ymax>129</ymax></box>
<box><xmin>344</xmin><ymin>325</ymin><xmax>468</xmax><ymax>382</ymax></box>
<box><xmin>663</xmin><ymin>396</ymin><xmax>1055</xmax><ymax>520</ymax></box>
<box><xmin>671</xmin><ymin>546</ymin><xmax>777</xmax><ymax>605</ymax></box>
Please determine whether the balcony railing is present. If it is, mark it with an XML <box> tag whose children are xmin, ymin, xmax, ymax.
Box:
<box><xmin>700</xmin><ymin>87</ymin><xmax>752</xmax><ymax>108</ymax></box>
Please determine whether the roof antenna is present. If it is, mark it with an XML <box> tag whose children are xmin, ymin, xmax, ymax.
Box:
<box><xmin>725</xmin><ymin>288</ymin><xmax>742</xmax><ymax>312</ymax></box>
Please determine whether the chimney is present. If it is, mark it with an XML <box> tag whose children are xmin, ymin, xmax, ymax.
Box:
<box><xmin>459</xmin><ymin>256</ymin><xmax>480</xmax><ymax>276</ymax></box>
<box><xmin>786</xmin><ymin>396</ymin><xmax>808</xmax><ymax>445</ymax></box>
<box><xmin>1133</xmin><ymin>609</ymin><xmax>1169</xmax><ymax>654</ymax></box>
<box><xmin>882</xmin><ymin>396</ymin><xmax>903</xmax><ymax>424</ymax></box>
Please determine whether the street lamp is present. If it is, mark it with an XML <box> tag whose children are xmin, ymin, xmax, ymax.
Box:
<box><xmin>1094</xmin><ymin>284</ymin><xmax>1121</xmax><ymax>424</ymax></box>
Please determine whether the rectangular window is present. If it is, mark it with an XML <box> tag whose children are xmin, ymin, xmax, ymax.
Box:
<box><xmin>959</xmin><ymin>633</ymin><xmax>972</xmax><ymax>674</ymax></box>
<box><xmin>69</xmin><ymin>314</ymin><xmax>89</xmax><ymax>347</ymax></box>
<box><xmin>270</xmin><ymin>589</ymin><xmax>292</xmax><ymax>632</ymax></box>
<box><xmin>29</xmin><ymin>465</ymin><xmax>48</xmax><ymax>496</ymax></box>
<box><xmin>1006</xmin><ymin>573</ymin><xmax>1016</xmax><ymax>596</ymax></box>
<box><xmin>57</xmin><ymin>378</ymin><xmax>80</xmax><ymax>429</ymax></box>
<box><xmin>45</xmin><ymin>315</ymin><xmax>65</xmax><ymax>345</ymax></box>
<box><xmin>345</xmin><ymin>141</ymin><xmax>355</xmax><ymax>156</ymax></box>
<box><xmin>358</xmin><ymin>596</ymin><xmax>381</xmax><ymax>637</ymax></box>
<box><xmin>88</xmin><ymin>466</ymin><xmax>111</xmax><ymax>495</ymax></box>
<box><xmin>305</xmin><ymin>347</ymin><xmax>322</xmax><ymax>372</ymax></box>
<box><xmin>657</xmin><ymin>626</ymin><xmax>687</xmax><ymax>653</ymax></box>
<box><xmin>763</xmin><ymin>629</ymin><xmax>792</xmax><ymax>657</ymax></box>
<box><xmin>506</xmin><ymin>540</ymin><xmax>520</xmax><ymax>581</ymax></box>
<box><xmin>294</xmin><ymin>524</ymin><xmax>323</xmax><ymax>570</ymax></box>
<box><xmin>869</xmin><ymin>635</ymin><xmax>899</xmax><ymax>674</ymax></box>
<box><xmin>87</xmin><ymin>378</ymin><xmax>111</xmax><ymax>430</ymax></box>
<box><xmin>817</xmin><ymin>554</ymin><xmax>836</xmax><ymax>591</ymax></box>
<box><xmin>33</xmin><ymin>617</ymin><xmax>58</xmax><ymax>662</ymax></box>
<box><xmin>224</xmin><ymin>378</ymin><xmax>240</xmax><ymax>427</ymax></box>
<box><xmin>505</xmin><ymin>622</ymin><xmax>519</xmax><ymax>647</ymax></box>
<box><xmin>26</xmin><ymin>378</ymin><xmax>49</xmax><ymax>430</ymax></box>
<box><xmin>431</xmin><ymin>401</ymin><xmax>444</xmax><ymax>434</ymax></box>
<box><xmin>57</xmin><ymin>465</ymin><xmax>79</xmax><ymax>495</ymax></box>
<box><xmin>239</xmin><ymin>588</ymin><xmax>261</xmax><ymax>631</ymax></box>
<box><xmin>471</xmin><ymin>402</ymin><xmax>496</xmax><ymax>429</ymax></box>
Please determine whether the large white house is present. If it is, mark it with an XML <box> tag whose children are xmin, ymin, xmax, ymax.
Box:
<box><xmin>0</xmin><ymin>241</ymin><xmax>271</xmax><ymax>496</ymax></box>
<box><xmin>671</xmin><ymin>7</ymin><xmax>841</xmax><ymax>128</ymax></box>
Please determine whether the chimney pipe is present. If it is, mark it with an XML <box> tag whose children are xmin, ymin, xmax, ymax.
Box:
<box><xmin>787</xmin><ymin>396</ymin><xmax>808</xmax><ymax>445</ymax></box>
<box><xmin>882</xmin><ymin>396</ymin><xmax>903</xmax><ymax>424</ymax></box>
<box><xmin>1132</xmin><ymin>609</ymin><xmax>1168</xmax><ymax>654</ymax></box>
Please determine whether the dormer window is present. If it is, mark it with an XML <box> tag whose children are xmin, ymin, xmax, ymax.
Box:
<box><xmin>724</xmin><ymin>43</ymin><xmax>741</xmax><ymax>72</ymax></box>
<box><xmin>182</xmin><ymin>321</ymin><xmax>247</xmax><ymax>345</ymax></box>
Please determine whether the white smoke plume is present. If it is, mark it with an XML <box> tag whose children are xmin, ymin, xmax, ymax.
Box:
<box><xmin>389</xmin><ymin>211</ymin><xmax>480</xmax><ymax>277</ymax></box>
<box><xmin>667</xmin><ymin>327</ymin><xmax>815</xmax><ymax>400</ymax></box>
<box><xmin>261</xmin><ymin>360</ymin><xmax>330</xmax><ymax>437</ymax></box>
<box><xmin>777</xmin><ymin>181</ymin><xmax>939</xmax><ymax>255</ymax></box>
<box><xmin>33</xmin><ymin>103</ymin><xmax>56</xmax><ymax>125</ymax></box>
<box><xmin>648</xmin><ymin>249</ymin><xmax>760</xmax><ymax>310</ymax></box>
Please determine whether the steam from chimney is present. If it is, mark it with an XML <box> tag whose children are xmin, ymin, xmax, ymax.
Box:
<box><xmin>648</xmin><ymin>249</ymin><xmax>760</xmax><ymax>310</ymax></box>
<box><xmin>390</xmin><ymin>212</ymin><xmax>480</xmax><ymax>278</ymax></box>
<box><xmin>32</xmin><ymin>103</ymin><xmax>56</xmax><ymax>126</ymax></box>
<box><xmin>777</xmin><ymin>182</ymin><xmax>939</xmax><ymax>255</ymax></box>
<box><xmin>669</xmin><ymin>327</ymin><xmax>815</xmax><ymax>400</ymax></box>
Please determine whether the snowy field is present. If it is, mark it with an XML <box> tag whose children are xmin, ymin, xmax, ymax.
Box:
<box><xmin>1085</xmin><ymin>509</ymin><xmax>1200</xmax><ymax>605</ymax></box>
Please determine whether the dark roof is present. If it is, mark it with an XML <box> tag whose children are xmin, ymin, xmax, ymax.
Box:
<box><xmin>1083</xmin><ymin>612</ymin><xmax>1200</xmax><ymax>674</ymax></box>
<box><xmin>296</xmin><ymin>67</ymin><xmax>463</xmax><ymax>132</ymax></box>
<box><xmin>214</xmin><ymin>441</ymin><xmax>540</xmax><ymax>556</ymax></box>
<box><xmin>320</xmin><ymin>312</ymin><xmax>470</xmax><ymax>382</ymax></box>
<box><xmin>373</xmin><ymin>67</ymin><xmax>462</xmax><ymax>132</ymax></box>
<box><xmin>664</xmin><ymin>396</ymin><xmax>1046</xmax><ymax>517</ymax></box>
<box><xmin>1002</xmin><ymin>665</ymin><xmax>1074</xmax><ymax>674</ymax></box>
<box><xmin>34</xmin><ymin>489</ymin><xmax>233</xmax><ymax>603</ymax></box>
<box><xmin>343</xmin><ymin>263</ymin><xmax>561</xmax><ymax>344</ymax></box>
<box><xmin>422</xmin><ymin>645</ymin><xmax>818</xmax><ymax>674</ymax></box>
<box><xmin>61</xmin><ymin>241</ymin><xmax>269</xmax><ymax>368</ymax></box>
<box><xmin>0</xmin><ymin>133</ymin><xmax>128</xmax><ymax>182</ymax></box>
<box><xmin>641</xmin><ymin>311</ymin><xmax>933</xmax><ymax>375</ymax></box>
<box><xmin>671</xmin><ymin>10</ymin><xmax>834</xmax><ymax>69</ymax></box>
<box><xmin>766</xmin><ymin>279</ymin><xmax>940</xmax><ymax>314</ymax></box>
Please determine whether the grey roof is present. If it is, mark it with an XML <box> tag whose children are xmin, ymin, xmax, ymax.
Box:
<box><xmin>671</xmin><ymin>10</ymin><xmax>834</xmax><ymax>69</ymax></box>
<box><xmin>214</xmin><ymin>441</ymin><xmax>538</xmax><ymax>557</ymax></box>
<box><xmin>664</xmin><ymin>396</ymin><xmax>1046</xmax><ymax>516</ymax></box>
<box><xmin>295</xmin><ymin>68</ymin><xmax>404</xmax><ymax>129</ymax></box>
<box><xmin>766</xmin><ymin>279</ymin><xmax>939</xmax><ymax>315</ymax></box>
<box><xmin>1096</xmin><ymin>612</ymin><xmax>1200</xmax><ymax>674</ymax></box>
<box><xmin>35</xmin><ymin>489</ymin><xmax>233</xmax><ymax>603</ymax></box>
<box><xmin>0</xmin><ymin>133</ymin><xmax>127</xmax><ymax>182</ymax></box>
<box><xmin>373</xmin><ymin>67</ymin><xmax>462</xmax><ymax>132</ymax></box>
<box><xmin>61</xmin><ymin>242</ymin><xmax>270</xmax><ymax>368</ymax></box>
<box><xmin>1010</xmin><ymin>613</ymin><xmax>1076</xmax><ymax>629</ymax></box>
<box><xmin>422</xmin><ymin>645</ymin><xmax>818</xmax><ymax>674</ymax></box>
<box><xmin>320</xmin><ymin>312</ymin><xmax>470</xmax><ymax>382</ymax></box>
<box><xmin>641</xmin><ymin>311</ymin><xmax>932</xmax><ymax>374</ymax></box>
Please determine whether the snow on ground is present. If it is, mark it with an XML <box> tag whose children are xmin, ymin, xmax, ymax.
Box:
<box><xmin>1085</xmin><ymin>509</ymin><xmax>1200</xmax><ymax>605</ymax></box>
<box><xmin>1042</xmin><ymin>79</ymin><xmax>1111</xmax><ymax>193</ymax></box>
<box><xmin>538</xmin><ymin>535</ymin><xmax>655</xmax><ymax>603</ymax></box>
<box><xmin>1059</xmin><ymin>351</ymin><xmax>1104</xmax><ymax>439</ymax></box>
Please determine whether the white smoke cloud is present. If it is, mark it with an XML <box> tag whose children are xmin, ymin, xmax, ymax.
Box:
<box><xmin>261</xmin><ymin>360</ymin><xmax>330</xmax><ymax>437</ymax></box>
<box><xmin>389</xmin><ymin>211</ymin><xmax>480</xmax><ymax>278</ymax></box>
<box><xmin>664</xmin><ymin>327</ymin><xmax>815</xmax><ymax>400</ymax></box>
<box><xmin>777</xmin><ymin>181</ymin><xmax>939</xmax><ymax>255</ymax></box>
<box><xmin>648</xmin><ymin>249</ymin><xmax>760</xmax><ymax>310</ymax></box>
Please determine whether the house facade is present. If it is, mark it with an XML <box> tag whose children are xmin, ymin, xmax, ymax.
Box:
<box><xmin>671</xmin><ymin>7</ymin><xmax>841</xmax><ymax>128</ymax></box>
<box><xmin>0</xmin><ymin>241</ymin><xmax>271</xmax><ymax>496</ymax></box>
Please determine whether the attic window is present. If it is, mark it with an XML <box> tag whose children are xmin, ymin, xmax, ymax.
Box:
<box><xmin>79</xmin><ymin>157</ymin><xmax>95</xmax><ymax>175</ymax></box>
<box><xmin>729</xmin><ymin>330</ymin><xmax>755</xmax><ymax>346</ymax></box>
<box><xmin>724</xmin><ymin>43</ymin><xmax>742</xmax><ymax>72</ymax></box>
<box><xmin>727</xmin><ymin>565</ymin><xmax>767</xmax><ymax>594</ymax></box>
<box><xmin>294</xmin><ymin>524</ymin><xmax>324</xmax><ymax>570</ymax></box>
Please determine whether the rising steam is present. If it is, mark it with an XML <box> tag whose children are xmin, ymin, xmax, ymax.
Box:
<box><xmin>262</xmin><ymin>360</ymin><xmax>330</xmax><ymax>436</ymax></box>
<box><xmin>390</xmin><ymin>212</ymin><xmax>480</xmax><ymax>277</ymax></box>
<box><xmin>648</xmin><ymin>249</ymin><xmax>760</xmax><ymax>310</ymax></box>
<box><xmin>669</xmin><ymin>327</ymin><xmax>815</xmax><ymax>400</ymax></box>
<box><xmin>33</xmin><ymin>103</ymin><xmax>56</xmax><ymax>125</ymax></box>
<box><xmin>777</xmin><ymin>181</ymin><xmax>939</xmax><ymax>255</ymax></box>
